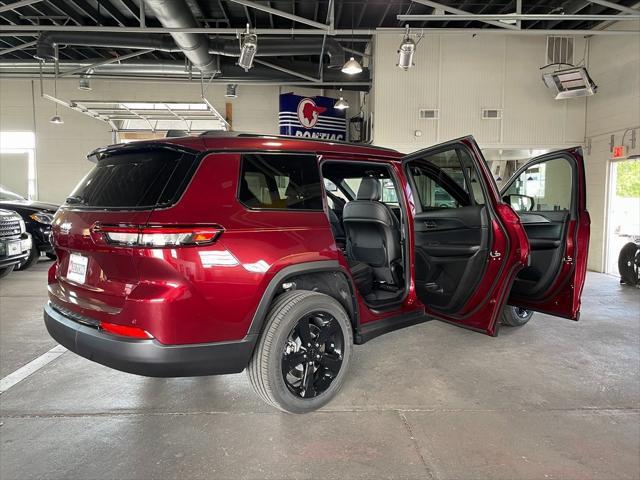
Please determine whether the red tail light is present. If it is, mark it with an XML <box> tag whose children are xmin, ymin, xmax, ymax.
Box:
<box><xmin>91</xmin><ymin>223</ymin><xmax>223</xmax><ymax>248</ymax></box>
<box><xmin>99</xmin><ymin>321</ymin><xmax>153</xmax><ymax>339</ymax></box>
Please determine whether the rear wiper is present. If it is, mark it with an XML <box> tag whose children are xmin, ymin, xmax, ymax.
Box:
<box><xmin>65</xmin><ymin>195</ymin><xmax>85</xmax><ymax>205</ymax></box>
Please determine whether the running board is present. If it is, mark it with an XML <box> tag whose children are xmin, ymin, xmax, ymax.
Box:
<box><xmin>354</xmin><ymin>310</ymin><xmax>430</xmax><ymax>344</ymax></box>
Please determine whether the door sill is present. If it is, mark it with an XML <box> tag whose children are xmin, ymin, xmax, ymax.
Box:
<box><xmin>355</xmin><ymin>310</ymin><xmax>429</xmax><ymax>344</ymax></box>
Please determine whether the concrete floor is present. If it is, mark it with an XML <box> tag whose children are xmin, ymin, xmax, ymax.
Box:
<box><xmin>0</xmin><ymin>261</ymin><xmax>639</xmax><ymax>480</ymax></box>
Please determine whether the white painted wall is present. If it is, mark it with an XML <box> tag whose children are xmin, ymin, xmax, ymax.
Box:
<box><xmin>583</xmin><ymin>21</ymin><xmax>640</xmax><ymax>272</ymax></box>
<box><xmin>372</xmin><ymin>33</ymin><xmax>587</xmax><ymax>153</ymax></box>
<box><xmin>372</xmin><ymin>28</ymin><xmax>640</xmax><ymax>272</ymax></box>
<box><xmin>0</xmin><ymin>77</ymin><xmax>356</xmax><ymax>203</ymax></box>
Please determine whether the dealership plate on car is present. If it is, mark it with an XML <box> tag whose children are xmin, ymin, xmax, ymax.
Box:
<box><xmin>67</xmin><ymin>253</ymin><xmax>88</xmax><ymax>284</ymax></box>
<box><xmin>6</xmin><ymin>241</ymin><xmax>21</xmax><ymax>256</ymax></box>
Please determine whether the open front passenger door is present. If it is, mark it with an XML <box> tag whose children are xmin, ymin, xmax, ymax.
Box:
<box><xmin>501</xmin><ymin>148</ymin><xmax>590</xmax><ymax>320</ymax></box>
<box><xmin>402</xmin><ymin>136</ymin><xmax>530</xmax><ymax>336</ymax></box>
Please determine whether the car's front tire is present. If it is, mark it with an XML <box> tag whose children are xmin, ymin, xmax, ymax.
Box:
<box><xmin>501</xmin><ymin>305</ymin><xmax>534</xmax><ymax>327</ymax></box>
<box><xmin>0</xmin><ymin>265</ymin><xmax>15</xmax><ymax>279</ymax></box>
<box><xmin>247</xmin><ymin>290</ymin><xmax>353</xmax><ymax>414</ymax></box>
<box><xmin>16</xmin><ymin>248</ymin><xmax>39</xmax><ymax>270</ymax></box>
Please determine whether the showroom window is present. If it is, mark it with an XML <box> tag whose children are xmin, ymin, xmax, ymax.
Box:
<box><xmin>238</xmin><ymin>153</ymin><xmax>323</xmax><ymax>211</ymax></box>
<box><xmin>0</xmin><ymin>131</ymin><xmax>36</xmax><ymax>200</ymax></box>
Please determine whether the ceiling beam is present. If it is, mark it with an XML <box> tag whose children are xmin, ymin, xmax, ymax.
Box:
<box><xmin>1</xmin><ymin>25</ymin><xmax>638</xmax><ymax>35</ymax></box>
<box><xmin>397</xmin><ymin>14</ymin><xmax>640</xmax><ymax>22</ymax></box>
<box><xmin>588</xmin><ymin>0</ymin><xmax>640</xmax><ymax>14</ymax></box>
<box><xmin>0</xmin><ymin>39</ymin><xmax>35</xmax><ymax>55</ymax></box>
<box><xmin>254</xmin><ymin>59</ymin><xmax>320</xmax><ymax>82</ymax></box>
<box><xmin>60</xmin><ymin>49</ymin><xmax>155</xmax><ymax>76</ymax></box>
<box><xmin>409</xmin><ymin>0</ymin><xmax>518</xmax><ymax>30</ymax></box>
<box><xmin>0</xmin><ymin>0</ymin><xmax>43</xmax><ymax>14</ymax></box>
<box><xmin>96</xmin><ymin>0</ymin><xmax>129</xmax><ymax>27</ymax></box>
<box><xmin>226</xmin><ymin>0</ymin><xmax>329</xmax><ymax>30</ymax></box>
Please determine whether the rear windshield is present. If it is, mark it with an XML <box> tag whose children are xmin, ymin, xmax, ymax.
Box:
<box><xmin>67</xmin><ymin>148</ymin><xmax>198</xmax><ymax>209</ymax></box>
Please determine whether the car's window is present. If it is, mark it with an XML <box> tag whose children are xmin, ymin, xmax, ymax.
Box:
<box><xmin>239</xmin><ymin>153</ymin><xmax>322</xmax><ymax>210</ymax></box>
<box><xmin>504</xmin><ymin>157</ymin><xmax>572</xmax><ymax>212</ymax></box>
<box><xmin>67</xmin><ymin>148</ymin><xmax>197</xmax><ymax>209</ymax></box>
<box><xmin>322</xmin><ymin>162</ymin><xmax>400</xmax><ymax>208</ymax></box>
<box><xmin>406</xmin><ymin>147</ymin><xmax>485</xmax><ymax>211</ymax></box>
<box><xmin>342</xmin><ymin>176</ymin><xmax>398</xmax><ymax>207</ymax></box>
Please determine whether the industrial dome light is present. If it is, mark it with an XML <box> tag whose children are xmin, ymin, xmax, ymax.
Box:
<box><xmin>334</xmin><ymin>97</ymin><xmax>349</xmax><ymax>110</ymax></box>
<box><xmin>50</xmin><ymin>115</ymin><xmax>64</xmax><ymax>124</ymax></box>
<box><xmin>335</xmin><ymin>88</ymin><xmax>349</xmax><ymax>110</ymax></box>
<box><xmin>341</xmin><ymin>56</ymin><xmax>362</xmax><ymax>75</ymax></box>
<box><xmin>397</xmin><ymin>25</ymin><xmax>416</xmax><ymax>70</ymax></box>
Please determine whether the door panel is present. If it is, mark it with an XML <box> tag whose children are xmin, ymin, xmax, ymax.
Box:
<box><xmin>501</xmin><ymin>148</ymin><xmax>590</xmax><ymax>320</ymax></box>
<box><xmin>403</xmin><ymin>136</ymin><xmax>529</xmax><ymax>335</ymax></box>
<box><xmin>413</xmin><ymin>206</ymin><xmax>489</xmax><ymax>311</ymax></box>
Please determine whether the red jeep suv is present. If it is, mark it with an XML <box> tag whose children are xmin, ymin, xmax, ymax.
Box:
<box><xmin>44</xmin><ymin>133</ymin><xmax>589</xmax><ymax>413</ymax></box>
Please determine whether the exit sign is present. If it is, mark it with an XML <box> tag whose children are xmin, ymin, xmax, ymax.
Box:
<box><xmin>611</xmin><ymin>145</ymin><xmax>627</xmax><ymax>159</ymax></box>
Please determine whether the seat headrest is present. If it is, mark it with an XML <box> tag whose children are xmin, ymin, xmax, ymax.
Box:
<box><xmin>356</xmin><ymin>177</ymin><xmax>381</xmax><ymax>201</ymax></box>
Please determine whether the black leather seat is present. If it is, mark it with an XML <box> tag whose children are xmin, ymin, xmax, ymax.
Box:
<box><xmin>342</xmin><ymin>177</ymin><xmax>401</xmax><ymax>284</ymax></box>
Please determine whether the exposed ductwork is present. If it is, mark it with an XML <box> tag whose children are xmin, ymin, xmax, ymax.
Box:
<box><xmin>36</xmin><ymin>33</ymin><xmax>346</xmax><ymax>71</ymax></box>
<box><xmin>0</xmin><ymin>59</ymin><xmax>370</xmax><ymax>90</ymax></box>
<box><xmin>36</xmin><ymin>32</ymin><xmax>180</xmax><ymax>60</ymax></box>
<box><xmin>207</xmin><ymin>37</ymin><xmax>345</xmax><ymax>69</ymax></box>
<box><xmin>142</xmin><ymin>0</ymin><xmax>218</xmax><ymax>73</ymax></box>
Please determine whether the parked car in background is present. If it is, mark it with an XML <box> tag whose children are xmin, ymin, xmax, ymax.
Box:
<box><xmin>0</xmin><ymin>185</ymin><xmax>58</xmax><ymax>269</ymax></box>
<box><xmin>44</xmin><ymin>133</ymin><xmax>590</xmax><ymax>413</ymax></box>
<box><xmin>0</xmin><ymin>209</ymin><xmax>32</xmax><ymax>279</ymax></box>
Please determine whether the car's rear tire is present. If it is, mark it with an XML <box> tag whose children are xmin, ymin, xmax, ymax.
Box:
<box><xmin>45</xmin><ymin>252</ymin><xmax>57</xmax><ymax>261</ymax></box>
<box><xmin>16</xmin><ymin>248</ymin><xmax>39</xmax><ymax>271</ymax></box>
<box><xmin>0</xmin><ymin>265</ymin><xmax>15</xmax><ymax>279</ymax></box>
<box><xmin>501</xmin><ymin>306</ymin><xmax>534</xmax><ymax>327</ymax></box>
<box><xmin>247</xmin><ymin>290</ymin><xmax>353</xmax><ymax>414</ymax></box>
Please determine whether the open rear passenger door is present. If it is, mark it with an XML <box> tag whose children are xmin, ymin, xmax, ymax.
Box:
<box><xmin>402</xmin><ymin>136</ymin><xmax>530</xmax><ymax>336</ymax></box>
<box><xmin>501</xmin><ymin>148</ymin><xmax>590</xmax><ymax>320</ymax></box>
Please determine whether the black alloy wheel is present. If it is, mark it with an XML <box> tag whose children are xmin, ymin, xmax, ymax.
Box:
<box><xmin>281</xmin><ymin>312</ymin><xmax>344</xmax><ymax>399</ymax></box>
<box><xmin>501</xmin><ymin>305</ymin><xmax>534</xmax><ymax>327</ymax></box>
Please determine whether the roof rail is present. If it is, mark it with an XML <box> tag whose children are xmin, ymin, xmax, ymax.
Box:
<box><xmin>198</xmin><ymin>131</ymin><xmax>395</xmax><ymax>152</ymax></box>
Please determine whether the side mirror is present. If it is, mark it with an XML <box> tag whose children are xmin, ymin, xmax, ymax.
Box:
<box><xmin>502</xmin><ymin>194</ymin><xmax>535</xmax><ymax>212</ymax></box>
<box><xmin>324</xmin><ymin>180</ymin><xmax>338</xmax><ymax>192</ymax></box>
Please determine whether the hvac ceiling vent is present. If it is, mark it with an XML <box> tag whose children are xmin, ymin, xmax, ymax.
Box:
<box><xmin>418</xmin><ymin>108</ymin><xmax>439</xmax><ymax>120</ymax></box>
<box><xmin>481</xmin><ymin>108</ymin><xmax>502</xmax><ymax>119</ymax></box>
<box><xmin>542</xmin><ymin>67</ymin><xmax>598</xmax><ymax>99</ymax></box>
<box><xmin>546</xmin><ymin>36</ymin><xmax>574</xmax><ymax>66</ymax></box>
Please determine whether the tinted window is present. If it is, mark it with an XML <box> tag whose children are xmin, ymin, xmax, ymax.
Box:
<box><xmin>505</xmin><ymin>157</ymin><xmax>572</xmax><ymax>212</ymax></box>
<box><xmin>239</xmin><ymin>154</ymin><xmax>322</xmax><ymax>210</ymax></box>
<box><xmin>407</xmin><ymin>147</ymin><xmax>485</xmax><ymax>210</ymax></box>
<box><xmin>68</xmin><ymin>148</ymin><xmax>197</xmax><ymax>209</ymax></box>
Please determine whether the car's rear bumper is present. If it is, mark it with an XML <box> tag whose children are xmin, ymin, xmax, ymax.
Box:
<box><xmin>43</xmin><ymin>302</ymin><xmax>256</xmax><ymax>377</ymax></box>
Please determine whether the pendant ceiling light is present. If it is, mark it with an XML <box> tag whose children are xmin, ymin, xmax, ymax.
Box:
<box><xmin>342</xmin><ymin>4</ymin><xmax>362</xmax><ymax>75</ymax></box>
<box><xmin>341</xmin><ymin>57</ymin><xmax>362</xmax><ymax>75</ymax></box>
<box><xmin>334</xmin><ymin>89</ymin><xmax>349</xmax><ymax>110</ymax></box>
<box><xmin>334</xmin><ymin>98</ymin><xmax>349</xmax><ymax>110</ymax></box>
<box><xmin>50</xmin><ymin>52</ymin><xmax>63</xmax><ymax>125</ymax></box>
